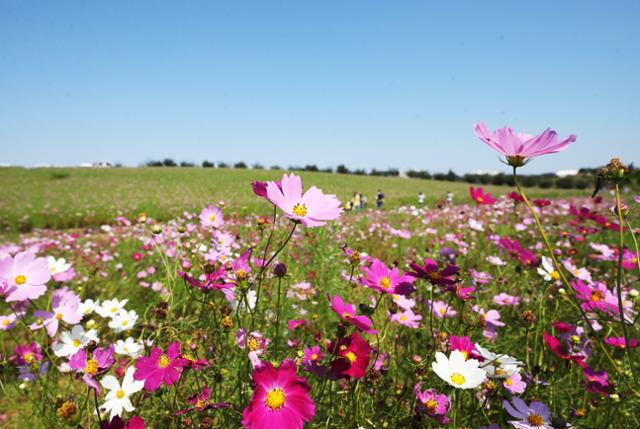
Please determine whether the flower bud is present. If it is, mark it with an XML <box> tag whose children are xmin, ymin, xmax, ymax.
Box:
<box><xmin>273</xmin><ymin>263</ymin><xmax>287</xmax><ymax>277</ymax></box>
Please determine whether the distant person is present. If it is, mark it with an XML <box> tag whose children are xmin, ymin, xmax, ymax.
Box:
<box><xmin>360</xmin><ymin>194</ymin><xmax>368</xmax><ymax>209</ymax></box>
<box><xmin>446</xmin><ymin>191</ymin><xmax>453</xmax><ymax>205</ymax></box>
<box><xmin>376</xmin><ymin>189</ymin><xmax>385</xmax><ymax>209</ymax></box>
<box><xmin>345</xmin><ymin>200</ymin><xmax>353</xmax><ymax>211</ymax></box>
<box><xmin>418</xmin><ymin>192</ymin><xmax>425</xmax><ymax>206</ymax></box>
<box><xmin>352</xmin><ymin>192</ymin><xmax>361</xmax><ymax>211</ymax></box>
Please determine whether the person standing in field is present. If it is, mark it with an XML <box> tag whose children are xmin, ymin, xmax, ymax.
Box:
<box><xmin>352</xmin><ymin>192</ymin><xmax>361</xmax><ymax>211</ymax></box>
<box><xmin>446</xmin><ymin>191</ymin><xmax>453</xmax><ymax>205</ymax></box>
<box><xmin>360</xmin><ymin>194</ymin><xmax>368</xmax><ymax>209</ymax></box>
<box><xmin>418</xmin><ymin>192</ymin><xmax>425</xmax><ymax>206</ymax></box>
<box><xmin>376</xmin><ymin>189</ymin><xmax>385</xmax><ymax>209</ymax></box>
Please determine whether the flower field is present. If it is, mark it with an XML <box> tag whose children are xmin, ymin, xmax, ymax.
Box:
<box><xmin>0</xmin><ymin>125</ymin><xmax>638</xmax><ymax>428</ymax></box>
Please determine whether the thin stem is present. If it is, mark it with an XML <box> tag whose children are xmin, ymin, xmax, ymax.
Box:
<box><xmin>614</xmin><ymin>184</ymin><xmax>633</xmax><ymax>375</ymax></box>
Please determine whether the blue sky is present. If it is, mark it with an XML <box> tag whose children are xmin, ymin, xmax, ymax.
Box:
<box><xmin>1</xmin><ymin>1</ymin><xmax>638</xmax><ymax>173</ymax></box>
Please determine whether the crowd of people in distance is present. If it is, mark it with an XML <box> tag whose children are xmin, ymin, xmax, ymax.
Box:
<box><xmin>343</xmin><ymin>190</ymin><xmax>455</xmax><ymax>211</ymax></box>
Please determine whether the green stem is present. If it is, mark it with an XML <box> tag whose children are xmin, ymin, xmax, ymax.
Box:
<box><xmin>614</xmin><ymin>184</ymin><xmax>633</xmax><ymax>376</ymax></box>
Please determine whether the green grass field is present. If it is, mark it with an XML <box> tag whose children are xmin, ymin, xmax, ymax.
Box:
<box><xmin>0</xmin><ymin>167</ymin><xmax>578</xmax><ymax>234</ymax></box>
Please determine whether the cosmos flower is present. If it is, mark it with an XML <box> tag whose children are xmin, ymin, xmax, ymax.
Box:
<box><xmin>414</xmin><ymin>383</ymin><xmax>450</xmax><ymax>423</ymax></box>
<box><xmin>199</xmin><ymin>205</ymin><xmax>224</xmax><ymax>228</ymax></box>
<box><xmin>469</xmin><ymin>186</ymin><xmax>497</xmax><ymax>205</ymax></box>
<box><xmin>328</xmin><ymin>293</ymin><xmax>377</xmax><ymax>334</ymax></box>
<box><xmin>431</xmin><ymin>350</ymin><xmax>487</xmax><ymax>389</ymax></box>
<box><xmin>265</xmin><ymin>173</ymin><xmax>342</xmax><ymax>227</ymax></box>
<box><xmin>604</xmin><ymin>336</ymin><xmax>639</xmax><ymax>349</ymax></box>
<box><xmin>175</xmin><ymin>387</ymin><xmax>230</xmax><ymax>415</ymax></box>
<box><xmin>69</xmin><ymin>345</ymin><xmax>115</xmax><ymax>391</ymax></box>
<box><xmin>331</xmin><ymin>332</ymin><xmax>371</xmax><ymax>380</ymax></box>
<box><xmin>407</xmin><ymin>258</ymin><xmax>459</xmax><ymax>287</ymax></box>
<box><xmin>133</xmin><ymin>342</ymin><xmax>189</xmax><ymax>391</ymax></box>
<box><xmin>537</xmin><ymin>257</ymin><xmax>560</xmax><ymax>282</ymax></box>
<box><xmin>429</xmin><ymin>300</ymin><xmax>457</xmax><ymax>319</ymax></box>
<box><xmin>360</xmin><ymin>259</ymin><xmax>414</xmax><ymax>295</ymax></box>
<box><xmin>241</xmin><ymin>359</ymin><xmax>315</xmax><ymax>429</ymax></box>
<box><xmin>503</xmin><ymin>397</ymin><xmax>553</xmax><ymax>429</ymax></box>
<box><xmin>14</xmin><ymin>342</ymin><xmax>43</xmax><ymax>366</ymax></box>
<box><xmin>0</xmin><ymin>251</ymin><xmax>51</xmax><ymax>302</ymax></box>
<box><xmin>449</xmin><ymin>335</ymin><xmax>480</xmax><ymax>360</ymax></box>
<box><xmin>390</xmin><ymin>309</ymin><xmax>422</xmax><ymax>328</ymax></box>
<box><xmin>503</xmin><ymin>372</ymin><xmax>527</xmax><ymax>394</ymax></box>
<box><xmin>30</xmin><ymin>287</ymin><xmax>82</xmax><ymax>337</ymax></box>
<box><xmin>96</xmin><ymin>298</ymin><xmax>129</xmax><ymax>319</ymax></box>
<box><xmin>115</xmin><ymin>337</ymin><xmax>144</xmax><ymax>358</ymax></box>
<box><xmin>52</xmin><ymin>325</ymin><xmax>99</xmax><ymax>357</ymax></box>
<box><xmin>474</xmin><ymin>344</ymin><xmax>523</xmax><ymax>379</ymax></box>
<box><xmin>571</xmin><ymin>280</ymin><xmax>618</xmax><ymax>315</ymax></box>
<box><xmin>100</xmin><ymin>367</ymin><xmax>145</xmax><ymax>420</ymax></box>
<box><xmin>474</xmin><ymin>122</ymin><xmax>576</xmax><ymax>167</ymax></box>
<box><xmin>236</xmin><ymin>329</ymin><xmax>270</xmax><ymax>368</ymax></box>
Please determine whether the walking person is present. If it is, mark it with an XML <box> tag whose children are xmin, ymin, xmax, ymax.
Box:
<box><xmin>417</xmin><ymin>192</ymin><xmax>425</xmax><ymax>206</ymax></box>
<box><xmin>376</xmin><ymin>189</ymin><xmax>385</xmax><ymax>209</ymax></box>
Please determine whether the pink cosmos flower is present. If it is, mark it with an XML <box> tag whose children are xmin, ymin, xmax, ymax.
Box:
<box><xmin>407</xmin><ymin>258</ymin><xmax>459</xmax><ymax>287</ymax></box>
<box><xmin>571</xmin><ymin>280</ymin><xmax>618</xmax><ymax>315</ymax></box>
<box><xmin>328</xmin><ymin>294</ymin><xmax>377</xmax><ymax>334</ymax></box>
<box><xmin>14</xmin><ymin>342</ymin><xmax>43</xmax><ymax>366</ymax></box>
<box><xmin>474</xmin><ymin>122</ymin><xmax>576</xmax><ymax>167</ymax></box>
<box><xmin>360</xmin><ymin>259</ymin><xmax>414</xmax><ymax>295</ymax></box>
<box><xmin>199</xmin><ymin>205</ymin><xmax>224</xmax><ymax>228</ymax></box>
<box><xmin>236</xmin><ymin>329</ymin><xmax>270</xmax><ymax>368</ymax></box>
<box><xmin>265</xmin><ymin>173</ymin><xmax>342</xmax><ymax>227</ymax></box>
<box><xmin>604</xmin><ymin>336</ymin><xmax>639</xmax><ymax>349</ymax></box>
<box><xmin>175</xmin><ymin>387</ymin><xmax>230</xmax><ymax>415</ymax></box>
<box><xmin>133</xmin><ymin>342</ymin><xmax>189</xmax><ymax>391</ymax></box>
<box><xmin>30</xmin><ymin>287</ymin><xmax>82</xmax><ymax>337</ymax></box>
<box><xmin>69</xmin><ymin>345</ymin><xmax>115</xmax><ymax>391</ymax></box>
<box><xmin>503</xmin><ymin>372</ymin><xmax>526</xmax><ymax>394</ymax></box>
<box><xmin>493</xmin><ymin>292</ymin><xmax>520</xmax><ymax>307</ymax></box>
<box><xmin>390</xmin><ymin>310</ymin><xmax>422</xmax><ymax>328</ymax></box>
<box><xmin>429</xmin><ymin>300</ymin><xmax>457</xmax><ymax>319</ymax></box>
<box><xmin>414</xmin><ymin>383</ymin><xmax>450</xmax><ymax>424</ymax></box>
<box><xmin>449</xmin><ymin>335</ymin><xmax>480</xmax><ymax>360</ymax></box>
<box><xmin>582</xmin><ymin>366</ymin><xmax>610</xmax><ymax>396</ymax></box>
<box><xmin>469</xmin><ymin>186</ymin><xmax>497</xmax><ymax>205</ymax></box>
<box><xmin>473</xmin><ymin>306</ymin><xmax>505</xmax><ymax>342</ymax></box>
<box><xmin>241</xmin><ymin>359</ymin><xmax>315</xmax><ymax>429</ymax></box>
<box><xmin>0</xmin><ymin>251</ymin><xmax>51</xmax><ymax>302</ymax></box>
<box><xmin>330</xmin><ymin>332</ymin><xmax>371</xmax><ymax>380</ymax></box>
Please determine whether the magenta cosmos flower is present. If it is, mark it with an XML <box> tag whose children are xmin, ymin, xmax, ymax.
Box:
<box><xmin>474</xmin><ymin>122</ymin><xmax>576</xmax><ymax>167</ymax></box>
<box><xmin>0</xmin><ymin>251</ymin><xmax>51</xmax><ymax>302</ymax></box>
<box><xmin>265</xmin><ymin>173</ymin><xmax>342</xmax><ymax>227</ymax></box>
<box><xmin>328</xmin><ymin>293</ymin><xmax>377</xmax><ymax>334</ymax></box>
<box><xmin>469</xmin><ymin>186</ymin><xmax>497</xmax><ymax>205</ymax></box>
<box><xmin>241</xmin><ymin>359</ymin><xmax>315</xmax><ymax>429</ymax></box>
<box><xmin>69</xmin><ymin>345</ymin><xmax>115</xmax><ymax>391</ymax></box>
<box><xmin>134</xmin><ymin>341</ymin><xmax>189</xmax><ymax>391</ymax></box>
<box><xmin>360</xmin><ymin>259</ymin><xmax>414</xmax><ymax>295</ymax></box>
<box><xmin>414</xmin><ymin>383</ymin><xmax>450</xmax><ymax>423</ymax></box>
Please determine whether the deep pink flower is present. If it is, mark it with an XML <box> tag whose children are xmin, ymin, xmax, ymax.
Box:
<box><xmin>474</xmin><ymin>122</ymin><xmax>576</xmax><ymax>167</ymax></box>
<box><xmin>330</xmin><ymin>332</ymin><xmax>371</xmax><ymax>380</ymax></box>
<box><xmin>133</xmin><ymin>342</ymin><xmax>189</xmax><ymax>391</ymax></box>
<box><xmin>582</xmin><ymin>366</ymin><xmax>610</xmax><ymax>396</ymax></box>
<box><xmin>327</xmin><ymin>294</ymin><xmax>377</xmax><ymax>334</ymax></box>
<box><xmin>265</xmin><ymin>173</ymin><xmax>342</xmax><ymax>227</ymax></box>
<box><xmin>360</xmin><ymin>259</ymin><xmax>414</xmax><ymax>295</ymax></box>
<box><xmin>407</xmin><ymin>258</ymin><xmax>459</xmax><ymax>287</ymax></box>
<box><xmin>604</xmin><ymin>336</ymin><xmax>639</xmax><ymax>349</ymax></box>
<box><xmin>571</xmin><ymin>280</ymin><xmax>618</xmax><ymax>315</ymax></box>
<box><xmin>241</xmin><ymin>359</ymin><xmax>315</xmax><ymax>429</ymax></box>
<box><xmin>414</xmin><ymin>383</ymin><xmax>450</xmax><ymax>423</ymax></box>
<box><xmin>100</xmin><ymin>416</ymin><xmax>145</xmax><ymax>429</ymax></box>
<box><xmin>175</xmin><ymin>387</ymin><xmax>231</xmax><ymax>415</ymax></box>
<box><xmin>69</xmin><ymin>345</ymin><xmax>115</xmax><ymax>391</ymax></box>
<box><xmin>0</xmin><ymin>251</ymin><xmax>51</xmax><ymax>302</ymax></box>
<box><xmin>449</xmin><ymin>335</ymin><xmax>480</xmax><ymax>360</ymax></box>
<box><xmin>469</xmin><ymin>186</ymin><xmax>496</xmax><ymax>205</ymax></box>
<box><xmin>14</xmin><ymin>342</ymin><xmax>43</xmax><ymax>366</ymax></box>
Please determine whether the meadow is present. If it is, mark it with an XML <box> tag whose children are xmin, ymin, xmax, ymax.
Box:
<box><xmin>0</xmin><ymin>127</ymin><xmax>638</xmax><ymax>429</ymax></box>
<box><xmin>0</xmin><ymin>167</ymin><xmax>575</xmax><ymax>235</ymax></box>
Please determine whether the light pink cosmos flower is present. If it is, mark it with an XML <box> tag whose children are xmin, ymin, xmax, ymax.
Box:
<box><xmin>429</xmin><ymin>300</ymin><xmax>457</xmax><ymax>319</ymax></box>
<box><xmin>30</xmin><ymin>287</ymin><xmax>82</xmax><ymax>337</ymax></box>
<box><xmin>503</xmin><ymin>372</ymin><xmax>526</xmax><ymax>394</ymax></box>
<box><xmin>572</xmin><ymin>280</ymin><xmax>618</xmax><ymax>315</ymax></box>
<box><xmin>236</xmin><ymin>329</ymin><xmax>270</xmax><ymax>368</ymax></box>
<box><xmin>493</xmin><ymin>292</ymin><xmax>520</xmax><ymax>307</ymax></box>
<box><xmin>0</xmin><ymin>251</ymin><xmax>51</xmax><ymax>302</ymax></box>
<box><xmin>473</xmin><ymin>306</ymin><xmax>505</xmax><ymax>342</ymax></box>
<box><xmin>563</xmin><ymin>259</ymin><xmax>592</xmax><ymax>283</ymax></box>
<box><xmin>199</xmin><ymin>205</ymin><xmax>224</xmax><ymax>228</ymax></box>
<box><xmin>69</xmin><ymin>345</ymin><xmax>115</xmax><ymax>392</ymax></box>
<box><xmin>390</xmin><ymin>310</ymin><xmax>422</xmax><ymax>328</ymax></box>
<box><xmin>328</xmin><ymin>293</ymin><xmax>377</xmax><ymax>334</ymax></box>
<box><xmin>265</xmin><ymin>173</ymin><xmax>342</xmax><ymax>227</ymax></box>
<box><xmin>474</xmin><ymin>122</ymin><xmax>576</xmax><ymax>167</ymax></box>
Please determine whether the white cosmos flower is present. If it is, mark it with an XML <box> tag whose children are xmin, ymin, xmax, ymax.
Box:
<box><xmin>108</xmin><ymin>309</ymin><xmax>138</xmax><ymax>333</ymax></box>
<box><xmin>114</xmin><ymin>337</ymin><xmax>144</xmax><ymax>358</ymax></box>
<box><xmin>46</xmin><ymin>256</ymin><xmax>71</xmax><ymax>275</ymax></box>
<box><xmin>52</xmin><ymin>325</ymin><xmax>99</xmax><ymax>357</ymax></box>
<box><xmin>537</xmin><ymin>256</ymin><xmax>559</xmax><ymax>282</ymax></box>
<box><xmin>99</xmin><ymin>367</ymin><xmax>144</xmax><ymax>419</ymax></box>
<box><xmin>96</xmin><ymin>298</ymin><xmax>129</xmax><ymax>319</ymax></box>
<box><xmin>231</xmin><ymin>290</ymin><xmax>257</xmax><ymax>312</ymax></box>
<box><xmin>78</xmin><ymin>299</ymin><xmax>99</xmax><ymax>316</ymax></box>
<box><xmin>475</xmin><ymin>344</ymin><xmax>523</xmax><ymax>379</ymax></box>
<box><xmin>432</xmin><ymin>350</ymin><xmax>487</xmax><ymax>389</ymax></box>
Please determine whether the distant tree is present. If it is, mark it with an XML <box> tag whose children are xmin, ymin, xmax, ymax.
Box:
<box><xmin>234</xmin><ymin>162</ymin><xmax>247</xmax><ymax>169</ymax></box>
<box><xmin>320</xmin><ymin>167</ymin><xmax>333</xmax><ymax>173</ymax></box>
<box><xmin>202</xmin><ymin>160</ymin><xmax>215</xmax><ymax>168</ymax></box>
<box><xmin>163</xmin><ymin>158</ymin><xmax>177</xmax><ymax>167</ymax></box>
<box><xmin>270</xmin><ymin>165</ymin><xmax>282</xmax><ymax>170</ymax></box>
<box><xmin>491</xmin><ymin>173</ymin><xmax>505</xmax><ymax>186</ymax></box>
<box><xmin>556</xmin><ymin>176</ymin><xmax>574</xmax><ymax>189</ymax></box>
<box><xmin>446</xmin><ymin>170</ymin><xmax>458</xmax><ymax>182</ymax></box>
<box><xmin>433</xmin><ymin>173</ymin><xmax>447</xmax><ymax>181</ymax></box>
<box><xmin>252</xmin><ymin>163</ymin><xmax>264</xmax><ymax>170</ymax></box>
<box><xmin>539</xmin><ymin>179</ymin><xmax>553</xmax><ymax>189</ymax></box>
<box><xmin>353</xmin><ymin>169</ymin><xmax>367</xmax><ymax>175</ymax></box>
<box><xmin>521</xmin><ymin>176</ymin><xmax>537</xmax><ymax>188</ymax></box>
<box><xmin>146</xmin><ymin>160</ymin><xmax>163</xmax><ymax>167</ymax></box>
<box><xmin>180</xmin><ymin>161</ymin><xmax>195</xmax><ymax>167</ymax></box>
<box><xmin>336</xmin><ymin>164</ymin><xmax>350</xmax><ymax>174</ymax></box>
<box><xmin>463</xmin><ymin>173</ymin><xmax>477</xmax><ymax>184</ymax></box>
<box><xmin>218</xmin><ymin>162</ymin><xmax>229</xmax><ymax>168</ymax></box>
<box><xmin>304</xmin><ymin>164</ymin><xmax>319</xmax><ymax>172</ymax></box>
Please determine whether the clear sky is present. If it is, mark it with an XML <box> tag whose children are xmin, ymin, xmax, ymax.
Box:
<box><xmin>1</xmin><ymin>1</ymin><xmax>638</xmax><ymax>174</ymax></box>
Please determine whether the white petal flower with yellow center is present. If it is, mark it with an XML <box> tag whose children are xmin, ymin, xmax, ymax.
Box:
<box><xmin>431</xmin><ymin>350</ymin><xmax>487</xmax><ymax>389</ymax></box>
<box><xmin>99</xmin><ymin>367</ymin><xmax>144</xmax><ymax>419</ymax></box>
<box><xmin>52</xmin><ymin>325</ymin><xmax>99</xmax><ymax>357</ymax></box>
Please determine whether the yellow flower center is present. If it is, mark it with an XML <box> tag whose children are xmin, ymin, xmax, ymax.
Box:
<box><xmin>121</xmin><ymin>319</ymin><xmax>129</xmax><ymax>326</ymax></box>
<box><xmin>450</xmin><ymin>373</ymin><xmax>466</xmax><ymax>385</ymax></box>
<box><xmin>311</xmin><ymin>353</ymin><xmax>318</xmax><ymax>360</ymax></box>
<box><xmin>460</xmin><ymin>351</ymin><xmax>469</xmax><ymax>360</ymax></box>
<box><xmin>495</xmin><ymin>368</ymin><xmax>505</xmax><ymax>376</ymax></box>
<box><xmin>264</xmin><ymin>388</ymin><xmax>286</xmax><ymax>411</ymax></box>
<box><xmin>56</xmin><ymin>313</ymin><xmax>63</xmax><ymax>320</ymax></box>
<box><xmin>209</xmin><ymin>215</ymin><xmax>216</xmax><ymax>222</ymax></box>
<box><xmin>527</xmin><ymin>413</ymin><xmax>544</xmax><ymax>426</ymax></box>
<box><xmin>341</xmin><ymin>311</ymin><xmax>353</xmax><ymax>319</ymax></box>
<box><xmin>72</xmin><ymin>339</ymin><xmax>81</xmax><ymax>347</ymax></box>
<box><xmin>158</xmin><ymin>354</ymin><xmax>170</xmax><ymax>368</ymax></box>
<box><xmin>400</xmin><ymin>315</ymin><xmax>407</xmax><ymax>321</ymax></box>
<box><xmin>110</xmin><ymin>307</ymin><xmax>118</xmax><ymax>313</ymax></box>
<box><xmin>236</xmin><ymin>269</ymin><xmax>247</xmax><ymax>280</ymax></box>
<box><xmin>292</xmin><ymin>203</ymin><xmax>308</xmax><ymax>217</ymax></box>
<box><xmin>550</xmin><ymin>271</ymin><xmax>560</xmax><ymax>281</ymax></box>
<box><xmin>504</xmin><ymin>378</ymin><xmax>513</xmax><ymax>386</ymax></box>
<box><xmin>379</xmin><ymin>276</ymin><xmax>391</xmax><ymax>290</ymax></box>
<box><xmin>14</xmin><ymin>275</ymin><xmax>26</xmax><ymax>285</ymax></box>
<box><xmin>438</xmin><ymin>308</ymin><xmax>446</xmax><ymax>315</ymax></box>
<box><xmin>1</xmin><ymin>319</ymin><xmax>10</xmax><ymax>327</ymax></box>
<box><xmin>247</xmin><ymin>337</ymin><xmax>260</xmax><ymax>352</ymax></box>
<box><xmin>425</xmin><ymin>399</ymin><xmax>438</xmax><ymax>413</ymax></box>
<box><xmin>116</xmin><ymin>389</ymin><xmax>125</xmax><ymax>399</ymax></box>
<box><xmin>85</xmin><ymin>358</ymin><xmax>99</xmax><ymax>375</ymax></box>
<box><xmin>195</xmin><ymin>399</ymin><xmax>205</xmax><ymax>409</ymax></box>
<box><xmin>477</xmin><ymin>196</ymin><xmax>483</xmax><ymax>203</ymax></box>
<box><xmin>344</xmin><ymin>351</ymin><xmax>357</xmax><ymax>363</ymax></box>
<box><xmin>591</xmin><ymin>291</ymin><xmax>604</xmax><ymax>302</ymax></box>
<box><xmin>23</xmin><ymin>352</ymin><xmax>35</xmax><ymax>364</ymax></box>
